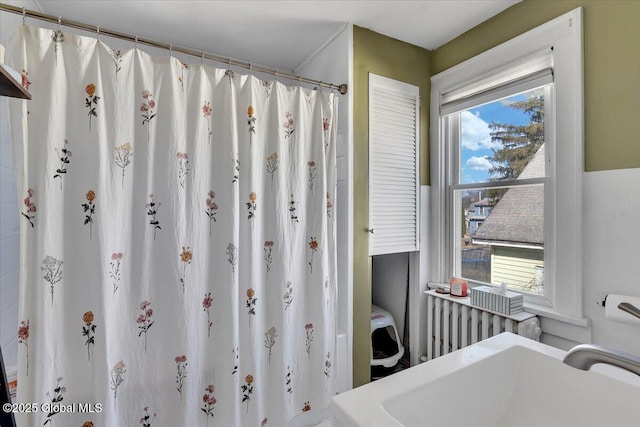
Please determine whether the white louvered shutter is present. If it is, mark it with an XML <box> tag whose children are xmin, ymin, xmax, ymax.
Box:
<box><xmin>369</xmin><ymin>74</ymin><xmax>420</xmax><ymax>255</ymax></box>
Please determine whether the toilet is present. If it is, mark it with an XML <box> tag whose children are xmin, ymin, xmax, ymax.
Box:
<box><xmin>370</xmin><ymin>304</ymin><xmax>404</xmax><ymax>369</ymax></box>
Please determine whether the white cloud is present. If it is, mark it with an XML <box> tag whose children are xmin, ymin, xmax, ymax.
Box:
<box><xmin>460</xmin><ymin>110</ymin><xmax>499</xmax><ymax>151</ymax></box>
<box><xmin>465</xmin><ymin>156</ymin><xmax>493</xmax><ymax>171</ymax></box>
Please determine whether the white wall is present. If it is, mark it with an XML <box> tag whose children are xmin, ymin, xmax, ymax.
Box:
<box><xmin>581</xmin><ymin>168</ymin><xmax>640</xmax><ymax>354</ymax></box>
<box><xmin>0</xmin><ymin>0</ymin><xmax>40</xmax><ymax>373</ymax></box>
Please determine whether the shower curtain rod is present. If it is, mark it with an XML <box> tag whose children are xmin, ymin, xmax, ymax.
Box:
<box><xmin>0</xmin><ymin>2</ymin><xmax>349</xmax><ymax>95</ymax></box>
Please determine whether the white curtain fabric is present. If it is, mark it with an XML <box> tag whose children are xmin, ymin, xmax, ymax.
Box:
<box><xmin>9</xmin><ymin>25</ymin><xmax>337</xmax><ymax>427</ymax></box>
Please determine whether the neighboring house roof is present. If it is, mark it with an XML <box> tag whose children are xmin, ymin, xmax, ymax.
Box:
<box><xmin>473</xmin><ymin>144</ymin><xmax>545</xmax><ymax>248</ymax></box>
<box><xmin>472</xmin><ymin>197</ymin><xmax>493</xmax><ymax>207</ymax></box>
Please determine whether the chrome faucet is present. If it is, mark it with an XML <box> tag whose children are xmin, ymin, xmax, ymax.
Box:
<box><xmin>563</xmin><ymin>344</ymin><xmax>640</xmax><ymax>377</ymax></box>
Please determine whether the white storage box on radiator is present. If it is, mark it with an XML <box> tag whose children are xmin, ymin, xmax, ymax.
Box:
<box><xmin>425</xmin><ymin>289</ymin><xmax>541</xmax><ymax>361</ymax></box>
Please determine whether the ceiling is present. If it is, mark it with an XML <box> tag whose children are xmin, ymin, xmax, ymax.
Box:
<box><xmin>34</xmin><ymin>0</ymin><xmax>520</xmax><ymax>72</ymax></box>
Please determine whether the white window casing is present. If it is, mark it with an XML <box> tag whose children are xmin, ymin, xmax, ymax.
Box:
<box><xmin>369</xmin><ymin>74</ymin><xmax>420</xmax><ymax>255</ymax></box>
<box><xmin>429</xmin><ymin>8</ymin><xmax>585</xmax><ymax>321</ymax></box>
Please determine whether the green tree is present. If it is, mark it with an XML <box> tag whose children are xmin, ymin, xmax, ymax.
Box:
<box><xmin>488</xmin><ymin>95</ymin><xmax>544</xmax><ymax>180</ymax></box>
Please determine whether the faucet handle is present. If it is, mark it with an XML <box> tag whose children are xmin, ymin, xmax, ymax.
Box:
<box><xmin>618</xmin><ymin>302</ymin><xmax>640</xmax><ymax>320</ymax></box>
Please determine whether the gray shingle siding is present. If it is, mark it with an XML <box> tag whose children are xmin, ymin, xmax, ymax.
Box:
<box><xmin>473</xmin><ymin>145</ymin><xmax>545</xmax><ymax>246</ymax></box>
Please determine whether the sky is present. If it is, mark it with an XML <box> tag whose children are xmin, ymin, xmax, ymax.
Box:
<box><xmin>460</xmin><ymin>92</ymin><xmax>533</xmax><ymax>184</ymax></box>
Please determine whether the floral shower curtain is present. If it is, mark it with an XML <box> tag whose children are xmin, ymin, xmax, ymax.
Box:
<box><xmin>9</xmin><ymin>25</ymin><xmax>337</xmax><ymax>427</ymax></box>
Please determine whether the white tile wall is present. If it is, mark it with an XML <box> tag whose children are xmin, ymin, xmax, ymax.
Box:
<box><xmin>582</xmin><ymin>168</ymin><xmax>640</xmax><ymax>355</ymax></box>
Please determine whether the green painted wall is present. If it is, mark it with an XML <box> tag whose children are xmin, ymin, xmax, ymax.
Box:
<box><xmin>432</xmin><ymin>0</ymin><xmax>640</xmax><ymax>171</ymax></box>
<box><xmin>352</xmin><ymin>26</ymin><xmax>431</xmax><ymax>387</ymax></box>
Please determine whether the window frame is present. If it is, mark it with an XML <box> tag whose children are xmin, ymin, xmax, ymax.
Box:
<box><xmin>429</xmin><ymin>8</ymin><xmax>584</xmax><ymax>318</ymax></box>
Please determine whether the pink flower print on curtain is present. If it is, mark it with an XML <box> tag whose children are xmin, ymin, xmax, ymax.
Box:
<box><xmin>178</xmin><ymin>247</ymin><xmax>192</xmax><ymax>292</ymax></box>
<box><xmin>305</xmin><ymin>323</ymin><xmax>314</xmax><ymax>359</ymax></box>
<box><xmin>18</xmin><ymin>320</ymin><xmax>29</xmax><ymax>376</ymax></box>
<box><xmin>109</xmin><ymin>252</ymin><xmax>123</xmax><ymax>296</ymax></box>
<box><xmin>139</xmin><ymin>406</ymin><xmax>156</xmax><ymax>427</ymax></box>
<box><xmin>82</xmin><ymin>190</ymin><xmax>96</xmax><ymax>239</ymax></box>
<box><xmin>302</xmin><ymin>401</ymin><xmax>311</xmax><ymax>413</ymax></box>
<box><xmin>307</xmin><ymin>161</ymin><xmax>317</xmax><ymax>191</ymax></box>
<box><xmin>205</xmin><ymin>191</ymin><xmax>218</xmax><ymax>237</ymax></box>
<box><xmin>323</xmin><ymin>117</ymin><xmax>331</xmax><ymax>151</ymax></box>
<box><xmin>82</xmin><ymin>311</ymin><xmax>96</xmax><ymax>361</ymax></box>
<box><xmin>176</xmin><ymin>152</ymin><xmax>190</xmax><ymax>189</ymax></box>
<box><xmin>53</xmin><ymin>139</ymin><xmax>71</xmax><ymax>190</ymax></box>
<box><xmin>326</xmin><ymin>192</ymin><xmax>333</xmax><ymax>219</ymax></box>
<box><xmin>84</xmin><ymin>83</ymin><xmax>100</xmax><ymax>131</ymax></box>
<box><xmin>110</xmin><ymin>361</ymin><xmax>126</xmax><ymax>408</ymax></box>
<box><xmin>21</xmin><ymin>188</ymin><xmax>36</xmax><ymax>228</ymax></box>
<box><xmin>21</xmin><ymin>69</ymin><xmax>31</xmax><ymax>90</ymax></box>
<box><xmin>202</xmin><ymin>101</ymin><xmax>212</xmax><ymax>144</ymax></box>
<box><xmin>137</xmin><ymin>301</ymin><xmax>154</xmax><ymax>353</ymax></box>
<box><xmin>140</xmin><ymin>90</ymin><xmax>156</xmax><ymax>144</ymax></box>
<box><xmin>203</xmin><ymin>292</ymin><xmax>213</xmax><ymax>337</ymax></box>
<box><xmin>201</xmin><ymin>385</ymin><xmax>217</xmax><ymax>426</ymax></box>
<box><xmin>175</xmin><ymin>355</ymin><xmax>188</xmax><ymax>401</ymax></box>
<box><xmin>283</xmin><ymin>112</ymin><xmax>295</xmax><ymax>139</ymax></box>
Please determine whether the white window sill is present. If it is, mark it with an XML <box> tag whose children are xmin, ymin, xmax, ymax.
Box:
<box><xmin>523</xmin><ymin>302</ymin><xmax>590</xmax><ymax>328</ymax></box>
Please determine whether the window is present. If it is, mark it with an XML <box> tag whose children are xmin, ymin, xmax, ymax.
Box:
<box><xmin>430</xmin><ymin>8</ymin><xmax>584</xmax><ymax>316</ymax></box>
<box><xmin>447</xmin><ymin>85</ymin><xmax>550</xmax><ymax>296</ymax></box>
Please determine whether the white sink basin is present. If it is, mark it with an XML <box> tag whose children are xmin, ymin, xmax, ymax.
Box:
<box><xmin>332</xmin><ymin>333</ymin><xmax>640</xmax><ymax>427</ymax></box>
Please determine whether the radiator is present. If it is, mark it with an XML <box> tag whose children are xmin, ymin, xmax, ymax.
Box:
<box><xmin>426</xmin><ymin>289</ymin><xmax>541</xmax><ymax>361</ymax></box>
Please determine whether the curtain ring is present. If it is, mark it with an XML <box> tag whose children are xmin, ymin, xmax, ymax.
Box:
<box><xmin>249</xmin><ymin>63</ymin><xmax>253</xmax><ymax>74</ymax></box>
<box><xmin>22</xmin><ymin>7</ymin><xmax>26</xmax><ymax>25</ymax></box>
<box><xmin>58</xmin><ymin>16</ymin><xmax>62</xmax><ymax>31</ymax></box>
<box><xmin>169</xmin><ymin>44</ymin><xmax>173</xmax><ymax>58</ymax></box>
<box><xmin>298</xmin><ymin>76</ymin><xmax>302</xmax><ymax>87</ymax></box>
<box><xmin>201</xmin><ymin>51</ymin><xmax>205</xmax><ymax>66</ymax></box>
<box><xmin>134</xmin><ymin>36</ymin><xmax>138</xmax><ymax>49</ymax></box>
<box><xmin>96</xmin><ymin>26</ymin><xmax>100</xmax><ymax>41</ymax></box>
<box><xmin>226</xmin><ymin>57</ymin><xmax>231</xmax><ymax>70</ymax></box>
